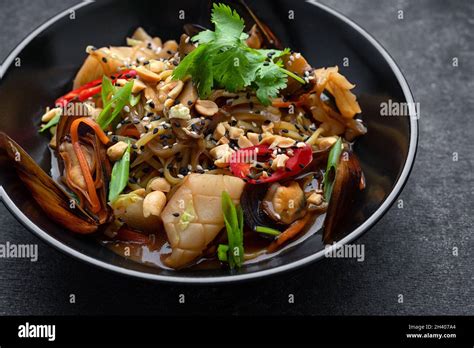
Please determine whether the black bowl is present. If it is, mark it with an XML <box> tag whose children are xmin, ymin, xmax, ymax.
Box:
<box><xmin>0</xmin><ymin>0</ymin><xmax>417</xmax><ymax>283</ymax></box>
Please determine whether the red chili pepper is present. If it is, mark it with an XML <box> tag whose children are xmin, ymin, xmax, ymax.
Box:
<box><xmin>229</xmin><ymin>144</ymin><xmax>313</xmax><ymax>184</ymax></box>
<box><xmin>115</xmin><ymin>225</ymin><xmax>149</xmax><ymax>244</ymax></box>
<box><xmin>55</xmin><ymin>69</ymin><xmax>137</xmax><ymax>107</ymax></box>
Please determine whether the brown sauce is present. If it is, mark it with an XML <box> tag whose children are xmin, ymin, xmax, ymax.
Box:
<box><xmin>98</xmin><ymin>212</ymin><xmax>325</xmax><ymax>271</ymax></box>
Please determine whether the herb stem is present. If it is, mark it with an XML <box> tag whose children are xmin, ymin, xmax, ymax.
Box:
<box><xmin>280</xmin><ymin>67</ymin><xmax>306</xmax><ymax>85</ymax></box>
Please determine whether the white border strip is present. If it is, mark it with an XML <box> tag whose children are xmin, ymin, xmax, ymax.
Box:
<box><xmin>0</xmin><ymin>0</ymin><xmax>418</xmax><ymax>284</ymax></box>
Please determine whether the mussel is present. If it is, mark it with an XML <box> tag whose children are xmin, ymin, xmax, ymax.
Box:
<box><xmin>322</xmin><ymin>149</ymin><xmax>365</xmax><ymax>244</ymax></box>
<box><xmin>56</xmin><ymin>113</ymin><xmax>111</xmax><ymax>223</ymax></box>
<box><xmin>240</xmin><ymin>183</ymin><xmax>287</xmax><ymax>236</ymax></box>
<box><xmin>0</xmin><ymin>132</ymin><xmax>101</xmax><ymax>233</ymax></box>
<box><xmin>0</xmin><ymin>106</ymin><xmax>112</xmax><ymax>234</ymax></box>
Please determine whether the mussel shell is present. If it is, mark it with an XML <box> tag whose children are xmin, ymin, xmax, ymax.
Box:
<box><xmin>240</xmin><ymin>183</ymin><xmax>287</xmax><ymax>237</ymax></box>
<box><xmin>0</xmin><ymin>132</ymin><xmax>100</xmax><ymax>234</ymax></box>
<box><xmin>323</xmin><ymin>150</ymin><xmax>363</xmax><ymax>243</ymax></box>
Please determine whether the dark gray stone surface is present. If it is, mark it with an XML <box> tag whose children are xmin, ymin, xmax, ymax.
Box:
<box><xmin>0</xmin><ymin>0</ymin><xmax>472</xmax><ymax>315</ymax></box>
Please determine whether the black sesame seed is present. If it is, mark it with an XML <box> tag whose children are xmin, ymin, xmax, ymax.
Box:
<box><xmin>102</xmin><ymin>57</ymin><xmax>108</xmax><ymax>63</ymax></box>
<box><xmin>167</xmin><ymin>50</ymin><xmax>173</xmax><ymax>55</ymax></box>
<box><xmin>149</xmin><ymin>102</ymin><xmax>155</xmax><ymax>109</ymax></box>
<box><xmin>187</xmin><ymin>100</ymin><xmax>193</xmax><ymax>106</ymax></box>
<box><xmin>140</xmin><ymin>145</ymin><xmax>145</xmax><ymax>150</ymax></box>
<box><xmin>179</xmin><ymin>167</ymin><xmax>189</xmax><ymax>176</ymax></box>
<box><xmin>125</xmin><ymin>74</ymin><xmax>132</xmax><ymax>79</ymax></box>
<box><xmin>173</xmin><ymin>61</ymin><xmax>179</xmax><ymax>66</ymax></box>
<box><xmin>299</xmin><ymin>163</ymin><xmax>305</xmax><ymax>169</ymax></box>
<box><xmin>162</xmin><ymin>124</ymin><xmax>169</xmax><ymax>130</ymax></box>
<box><xmin>282</xmin><ymin>129</ymin><xmax>289</xmax><ymax>134</ymax></box>
<box><xmin>246</xmin><ymin>92</ymin><xmax>251</xmax><ymax>100</ymax></box>
<box><xmin>133</xmin><ymin>119</ymin><xmax>140</xmax><ymax>124</ymax></box>
<box><xmin>174</xmin><ymin>122</ymin><xmax>180</xmax><ymax>128</ymax></box>
<box><xmin>263</xmin><ymin>62</ymin><xmax>270</xmax><ymax>66</ymax></box>
<box><xmin>172</xmin><ymin>213</ymin><xmax>180</xmax><ymax>217</ymax></box>
<box><xmin>263</xmin><ymin>120</ymin><xmax>271</xmax><ymax>125</ymax></box>
<box><xmin>132</xmin><ymin>144</ymin><xmax>138</xmax><ymax>150</ymax></box>
<box><xmin>153</xmin><ymin>128</ymin><xmax>159</xmax><ymax>134</ymax></box>
<box><xmin>285</xmin><ymin>167</ymin><xmax>292</xmax><ymax>172</ymax></box>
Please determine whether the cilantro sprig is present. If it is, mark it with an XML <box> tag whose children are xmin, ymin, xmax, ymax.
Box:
<box><xmin>172</xmin><ymin>3</ymin><xmax>305</xmax><ymax>106</ymax></box>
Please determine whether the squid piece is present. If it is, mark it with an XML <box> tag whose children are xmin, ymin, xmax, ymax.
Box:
<box><xmin>161</xmin><ymin>174</ymin><xmax>245</xmax><ymax>269</ymax></box>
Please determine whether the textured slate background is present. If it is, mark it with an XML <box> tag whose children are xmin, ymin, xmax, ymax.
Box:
<box><xmin>0</xmin><ymin>0</ymin><xmax>472</xmax><ymax>315</ymax></box>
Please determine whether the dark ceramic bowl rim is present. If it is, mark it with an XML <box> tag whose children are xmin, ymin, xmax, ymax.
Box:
<box><xmin>0</xmin><ymin>0</ymin><xmax>418</xmax><ymax>284</ymax></box>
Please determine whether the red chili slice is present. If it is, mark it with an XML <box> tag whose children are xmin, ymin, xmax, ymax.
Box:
<box><xmin>229</xmin><ymin>144</ymin><xmax>313</xmax><ymax>184</ymax></box>
<box><xmin>55</xmin><ymin>69</ymin><xmax>137</xmax><ymax>107</ymax></box>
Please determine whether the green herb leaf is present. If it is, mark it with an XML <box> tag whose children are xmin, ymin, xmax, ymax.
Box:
<box><xmin>211</xmin><ymin>3</ymin><xmax>245</xmax><ymax>45</ymax></box>
<box><xmin>192</xmin><ymin>30</ymin><xmax>216</xmax><ymax>44</ymax></box>
<box><xmin>108</xmin><ymin>142</ymin><xmax>131</xmax><ymax>203</ymax></box>
<box><xmin>255</xmin><ymin>226</ymin><xmax>281</xmax><ymax>236</ymax></box>
<box><xmin>254</xmin><ymin>61</ymin><xmax>288</xmax><ymax>106</ymax></box>
<box><xmin>212</xmin><ymin>47</ymin><xmax>262</xmax><ymax>92</ymax></box>
<box><xmin>173</xmin><ymin>44</ymin><xmax>214</xmax><ymax>98</ymax></box>
<box><xmin>38</xmin><ymin>111</ymin><xmax>61</xmax><ymax>133</ymax></box>
<box><xmin>96</xmin><ymin>80</ymin><xmax>134</xmax><ymax>130</ymax></box>
<box><xmin>323</xmin><ymin>137</ymin><xmax>343</xmax><ymax>202</ymax></box>
<box><xmin>172</xmin><ymin>3</ymin><xmax>303</xmax><ymax>105</ymax></box>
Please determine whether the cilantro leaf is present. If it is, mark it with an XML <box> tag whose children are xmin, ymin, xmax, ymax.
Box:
<box><xmin>192</xmin><ymin>30</ymin><xmax>216</xmax><ymax>44</ymax></box>
<box><xmin>211</xmin><ymin>3</ymin><xmax>245</xmax><ymax>45</ymax></box>
<box><xmin>212</xmin><ymin>47</ymin><xmax>262</xmax><ymax>92</ymax></box>
<box><xmin>255</xmin><ymin>62</ymin><xmax>288</xmax><ymax>106</ymax></box>
<box><xmin>173</xmin><ymin>44</ymin><xmax>215</xmax><ymax>97</ymax></box>
<box><xmin>172</xmin><ymin>3</ymin><xmax>304</xmax><ymax>105</ymax></box>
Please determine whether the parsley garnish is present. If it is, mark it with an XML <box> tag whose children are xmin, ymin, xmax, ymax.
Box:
<box><xmin>172</xmin><ymin>3</ymin><xmax>305</xmax><ymax>106</ymax></box>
